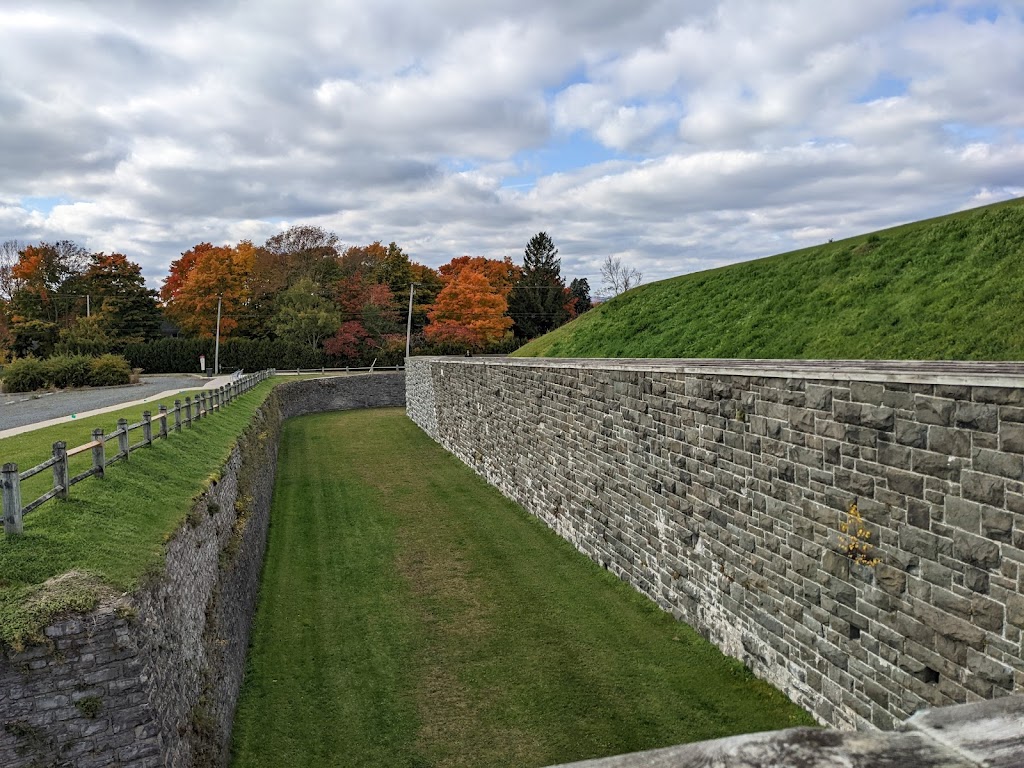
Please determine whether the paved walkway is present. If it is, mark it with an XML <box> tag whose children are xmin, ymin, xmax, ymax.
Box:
<box><xmin>0</xmin><ymin>374</ymin><xmax>237</xmax><ymax>439</ymax></box>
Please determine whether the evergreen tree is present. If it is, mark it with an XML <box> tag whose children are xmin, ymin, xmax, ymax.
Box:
<box><xmin>568</xmin><ymin>277</ymin><xmax>592</xmax><ymax>317</ymax></box>
<box><xmin>508</xmin><ymin>232</ymin><xmax>569</xmax><ymax>339</ymax></box>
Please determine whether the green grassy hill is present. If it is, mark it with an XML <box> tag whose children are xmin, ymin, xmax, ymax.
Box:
<box><xmin>515</xmin><ymin>198</ymin><xmax>1024</xmax><ymax>360</ymax></box>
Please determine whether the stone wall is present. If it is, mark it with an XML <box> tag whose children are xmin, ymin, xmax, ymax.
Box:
<box><xmin>276</xmin><ymin>372</ymin><xmax>406</xmax><ymax>420</ymax></box>
<box><xmin>550</xmin><ymin>694</ymin><xmax>1024</xmax><ymax>768</ymax></box>
<box><xmin>406</xmin><ymin>357</ymin><xmax>1024</xmax><ymax>731</ymax></box>
<box><xmin>0</xmin><ymin>391</ymin><xmax>282</xmax><ymax>768</ymax></box>
<box><xmin>0</xmin><ymin>373</ymin><xmax>405</xmax><ymax>767</ymax></box>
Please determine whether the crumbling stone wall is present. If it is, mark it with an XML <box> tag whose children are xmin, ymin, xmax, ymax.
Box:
<box><xmin>407</xmin><ymin>357</ymin><xmax>1024</xmax><ymax>731</ymax></box>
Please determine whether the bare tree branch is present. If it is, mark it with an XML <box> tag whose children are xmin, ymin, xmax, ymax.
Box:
<box><xmin>600</xmin><ymin>255</ymin><xmax>642</xmax><ymax>296</ymax></box>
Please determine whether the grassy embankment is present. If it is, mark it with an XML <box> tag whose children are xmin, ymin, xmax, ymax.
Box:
<box><xmin>231</xmin><ymin>409</ymin><xmax>813</xmax><ymax>768</ymax></box>
<box><xmin>516</xmin><ymin>197</ymin><xmax>1024</xmax><ymax>359</ymax></box>
<box><xmin>0</xmin><ymin>379</ymin><xmax>277</xmax><ymax>648</ymax></box>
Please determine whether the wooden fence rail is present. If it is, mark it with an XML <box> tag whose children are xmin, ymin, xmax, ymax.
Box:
<box><xmin>1</xmin><ymin>369</ymin><xmax>274</xmax><ymax>536</ymax></box>
<box><xmin>273</xmin><ymin>364</ymin><xmax>404</xmax><ymax>375</ymax></box>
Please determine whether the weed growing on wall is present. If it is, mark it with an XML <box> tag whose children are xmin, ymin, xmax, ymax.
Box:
<box><xmin>838</xmin><ymin>503</ymin><xmax>879</xmax><ymax>566</ymax></box>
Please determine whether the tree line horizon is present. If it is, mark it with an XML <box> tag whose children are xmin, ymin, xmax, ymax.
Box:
<box><xmin>0</xmin><ymin>227</ymin><xmax>641</xmax><ymax>367</ymax></box>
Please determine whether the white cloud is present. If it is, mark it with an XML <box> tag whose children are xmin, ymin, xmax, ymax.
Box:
<box><xmin>0</xmin><ymin>0</ymin><xmax>1021</xmax><ymax>291</ymax></box>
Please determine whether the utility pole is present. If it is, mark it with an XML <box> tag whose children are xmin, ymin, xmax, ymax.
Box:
<box><xmin>405</xmin><ymin>283</ymin><xmax>419</xmax><ymax>359</ymax></box>
<box><xmin>214</xmin><ymin>295</ymin><xmax>222</xmax><ymax>376</ymax></box>
<box><xmin>86</xmin><ymin>295</ymin><xmax>90</xmax><ymax>317</ymax></box>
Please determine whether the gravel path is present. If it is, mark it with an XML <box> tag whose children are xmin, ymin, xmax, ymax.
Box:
<box><xmin>0</xmin><ymin>375</ymin><xmax>213</xmax><ymax>432</ymax></box>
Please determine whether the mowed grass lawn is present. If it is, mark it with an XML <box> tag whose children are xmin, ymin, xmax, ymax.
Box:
<box><xmin>231</xmin><ymin>408</ymin><xmax>813</xmax><ymax>768</ymax></box>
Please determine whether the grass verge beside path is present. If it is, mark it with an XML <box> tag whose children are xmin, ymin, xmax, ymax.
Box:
<box><xmin>0</xmin><ymin>379</ymin><xmax>276</xmax><ymax>648</ymax></box>
<box><xmin>231</xmin><ymin>409</ymin><xmax>813</xmax><ymax>768</ymax></box>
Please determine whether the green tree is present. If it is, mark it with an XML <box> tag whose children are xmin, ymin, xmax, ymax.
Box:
<box><xmin>84</xmin><ymin>253</ymin><xmax>162</xmax><ymax>345</ymax></box>
<box><xmin>10</xmin><ymin>319</ymin><xmax>59</xmax><ymax>358</ymax></box>
<box><xmin>56</xmin><ymin>315</ymin><xmax>116</xmax><ymax>356</ymax></box>
<box><xmin>568</xmin><ymin>277</ymin><xmax>592</xmax><ymax>317</ymax></box>
<box><xmin>508</xmin><ymin>232</ymin><xmax>569</xmax><ymax>339</ymax></box>
<box><xmin>272</xmin><ymin>277</ymin><xmax>341</xmax><ymax>351</ymax></box>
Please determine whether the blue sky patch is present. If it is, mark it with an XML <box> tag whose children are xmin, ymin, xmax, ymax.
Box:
<box><xmin>942</xmin><ymin>123</ymin><xmax>1000</xmax><ymax>142</ymax></box>
<box><xmin>20</xmin><ymin>196</ymin><xmax>68</xmax><ymax>214</ymax></box>
<box><xmin>502</xmin><ymin>134</ymin><xmax>629</xmax><ymax>190</ymax></box>
<box><xmin>857</xmin><ymin>74</ymin><xmax>909</xmax><ymax>103</ymax></box>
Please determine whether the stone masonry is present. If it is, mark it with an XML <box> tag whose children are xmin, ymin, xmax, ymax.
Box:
<box><xmin>0</xmin><ymin>373</ymin><xmax>405</xmax><ymax>767</ymax></box>
<box><xmin>406</xmin><ymin>357</ymin><xmax>1024</xmax><ymax>731</ymax></box>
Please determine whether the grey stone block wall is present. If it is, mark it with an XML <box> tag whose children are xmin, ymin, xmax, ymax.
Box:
<box><xmin>407</xmin><ymin>357</ymin><xmax>1024</xmax><ymax>731</ymax></box>
<box><xmin>0</xmin><ymin>391</ymin><xmax>282</xmax><ymax>768</ymax></box>
<box><xmin>0</xmin><ymin>374</ymin><xmax>404</xmax><ymax>767</ymax></box>
<box><xmin>277</xmin><ymin>372</ymin><xmax>406</xmax><ymax>419</ymax></box>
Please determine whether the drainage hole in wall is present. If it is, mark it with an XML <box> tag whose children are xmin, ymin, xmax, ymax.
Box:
<box><xmin>923</xmin><ymin>666</ymin><xmax>939</xmax><ymax>685</ymax></box>
<box><xmin>848</xmin><ymin>625</ymin><xmax>861</xmax><ymax>640</ymax></box>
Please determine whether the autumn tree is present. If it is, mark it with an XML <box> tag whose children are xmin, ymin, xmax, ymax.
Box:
<box><xmin>161</xmin><ymin>242</ymin><xmax>254</xmax><ymax>338</ymax></box>
<box><xmin>438</xmin><ymin>256</ymin><xmax>520</xmax><ymax>295</ymax></box>
<box><xmin>425</xmin><ymin>262</ymin><xmax>513</xmax><ymax>349</ymax></box>
<box><xmin>507</xmin><ymin>232</ymin><xmax>569</xmax><ymax>339</ymax></box>
<box><xmin>264</xmin><ymin>225</ymin><xmax>342</xmax><ymax>287</ymax></box>
<box><xmin>8</xmin><ymin>240</ymin><xmax>90</xmax><ymax>327</ymax></box>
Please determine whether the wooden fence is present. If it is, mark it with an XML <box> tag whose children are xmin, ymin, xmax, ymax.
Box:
<box><xmin>272</xmin><ymin>363</ymin><xmax>404</xmax><ymax>375</ymax></box>
<box><xmin>1</xmin><ymin>369</ymin><xmax>273</xmax><ymax>537</ymax></box>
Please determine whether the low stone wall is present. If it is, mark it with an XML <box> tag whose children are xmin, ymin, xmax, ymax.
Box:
<box><xmin>407</xmin><ymin>357</ymin><xmax>1024</xmax><ymax>731</ymax></box>
<box><xmin>0</xmin><ymin>373</ymin><xmax>405</xmax><ymax>767</ymax></box>
<box><xmin>550</xmin><ymin>694</ymin><xmax>1024</xmax><ymax>768</ymax></box>
<box><xmin>276</xmin><ymin>372</ymin><xmax>406</xmax><ymax>419</ymax></box>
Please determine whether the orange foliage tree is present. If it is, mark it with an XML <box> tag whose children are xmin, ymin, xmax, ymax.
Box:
<box><xmin>160</xmin><ymin>241</ymin><xmax>255</xmax><ymax>337</ymax></box>
<box><xmin>424</xmin><ymin>259</ymin><xmax>514</xmax><ymax>348</ymax></box>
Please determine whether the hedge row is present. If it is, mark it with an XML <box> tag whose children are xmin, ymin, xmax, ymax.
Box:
<box><xmin>123</xmin><ymin>336</ymin><xmax>522</xmax><ymax>373</ymax></box>
<box><xmin>123</xmin><ymin>338</ymin><xmax>405</xmax><ymax>374</ymax></box>
<box><xmin>2</xmin><ymin>354</ymin><xmax>134</xmax><ymax>393</ymax></box>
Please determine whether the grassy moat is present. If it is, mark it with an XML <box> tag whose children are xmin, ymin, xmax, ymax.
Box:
<box><xmin>231</xmin><ymin>408</ymin><xmax>813</xmax><ymax>768</ymax></box>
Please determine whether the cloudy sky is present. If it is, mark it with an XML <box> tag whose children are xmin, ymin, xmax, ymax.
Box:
<box><xmin>1</xmin><ymin>1</ymin><xmax>1022</xmax><ymax>291</ymax></box>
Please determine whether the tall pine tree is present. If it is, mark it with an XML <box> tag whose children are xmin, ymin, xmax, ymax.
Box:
<box><xmin>508</xmin><ymin>232</ymin><xmax>569</xmax><ymax>339</ymax></box>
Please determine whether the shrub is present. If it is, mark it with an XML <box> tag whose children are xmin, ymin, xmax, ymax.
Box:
<box><xmin>43</xmin><ymin>354</ymin><xmax>93</xmax><ymax>389</ymax></box>
<box><xmin>89</xmin><ymin>354</ymin><xmax>133</xmax><ymax>387</ymax></box>
<box><xmin>1</xmin><ymin>357</ymin><xmax>49</xmax><ymax>393</ymax></box>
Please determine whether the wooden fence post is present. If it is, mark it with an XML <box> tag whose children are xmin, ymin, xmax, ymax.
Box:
<box><xmin>184</xmin><ymin>397</ymin><xmax>193</xmax><ymax>428</ymax></box>
<box><xmin>174</xmin><ymin>400</ymin><xmax>182</xmax><ymax>432</ymax></box>
<box><xmin>52</xmin><ymin>441</ymin><xmax>69</xmax><ymax>500</ymax></box>
<box><xmin>118</xmin><ymin>418</ymin><xmax>130</xmax><ymax>460</ymax></box>
<box><xmin>158</xmin><ymin>405</ymin><xmax>169</xmax><ymax>438</ymax></box>
<box><xmin>2</xmin><ymin>463</ymin><xmax>23</xmax><ymax>536</ymax></box>
<box><xmin>199</xmin><ymin>392</ymin><xmax>207</xmax><ymax>419</ymax></box>
<box><xmin>142</xmin><ymin>411</ymin><xmax>153</xmax><ymax>446</ymax></box>
<box><xmin>92</xmin><ymin>429</ymin><xmax>105</xmax><ymax>479</ymax></box>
